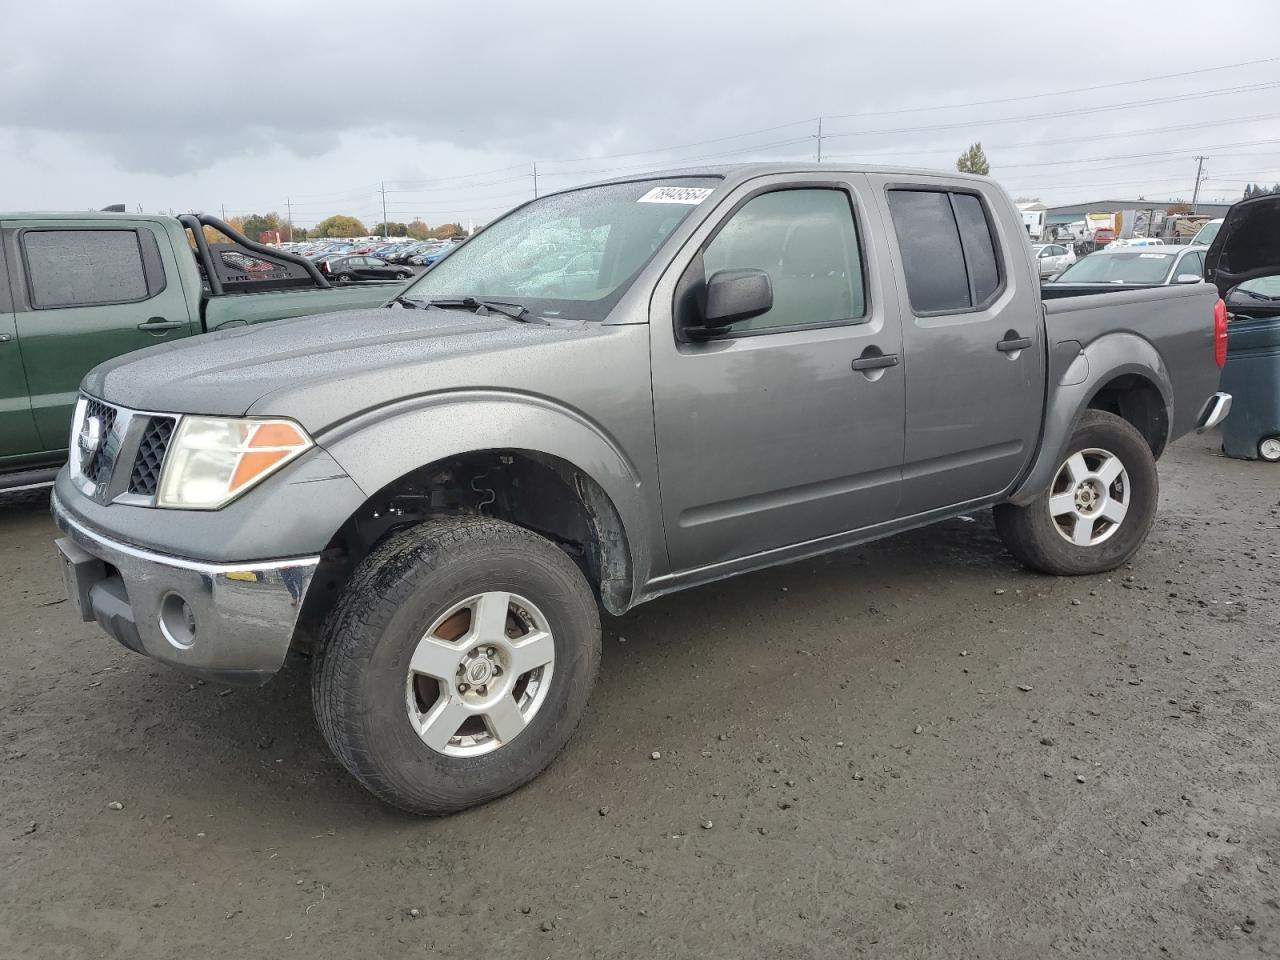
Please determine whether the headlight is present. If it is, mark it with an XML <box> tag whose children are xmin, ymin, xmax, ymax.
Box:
<box><xmin>156</xmin><ymin>417</ymin><xmax>312</xmax><ymax>510</ymax></box>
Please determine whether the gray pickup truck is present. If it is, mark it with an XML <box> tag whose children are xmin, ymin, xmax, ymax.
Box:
<box><xmin>52</xmin><ymin>164</ymin><xmax>1230</xmax><ymax>814</ymax></box>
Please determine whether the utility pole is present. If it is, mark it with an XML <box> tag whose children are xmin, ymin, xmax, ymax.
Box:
<box><xmin>220</xmin><ymin>203</ymin><xmax>226</xmax><ymax>221</ymax></box>
<box><xmin>532</xmin><ymin>162</ymin><xmax>539</xmax><ymax>198</ymax></box>
<box><xmin>816</xmin><ymin>117</ymin><xmax>823</xmax><ymax>163</ymax></box>
<box><xmin>286</xmin><ymin>197</ymin><xmax>293</xmax><ymax>242</ymax></box>
<box><xmin>380</xmin><ymin>181</ymin><xmax>389</xmax><ymax>237</ymax></box>
<box><xmin>1191</xmin><ymin>156</ymin><xmax>1208</xmax><ymax>214</ymax></box>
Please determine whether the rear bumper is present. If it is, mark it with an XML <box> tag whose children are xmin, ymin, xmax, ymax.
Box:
<box><xmin>1195</xmin><ymin>392</ymin><xmax>1233</xmax><ymax>432</ymax></box>
<box><xmin>52</xmin><ymin>492</ymin><xmax>318</xmax><ymax>685</ymax></box>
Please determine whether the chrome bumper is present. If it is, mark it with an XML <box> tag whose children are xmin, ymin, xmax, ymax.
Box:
<box><xmin>52</xmin><ymin>493</ymin><xmax>319</xmax><ymax>685</ymax></box>
<box><xmin>1195</xmin><ymin>392</ymin><xmax>1233</xmax><ymax>432</ymax></box>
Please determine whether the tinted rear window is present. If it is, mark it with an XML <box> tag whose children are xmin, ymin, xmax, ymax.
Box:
<box><xmin>952</xmin><ymin>193</ymin><xmax>1001</xmax><ymax>303</ymax></box>
<box><xmin>887</xmin><ymin>191</ymin><xmax>971</xmax><ymax>313</ymax></box>
<box><xmin>23</xmin><ymin>229</ymin><xmax>148</xmax><ymax>308</ymax></box>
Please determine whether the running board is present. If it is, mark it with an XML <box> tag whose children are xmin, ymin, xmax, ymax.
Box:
<box><xmin>0</xmin><ymin>465</ymin><xmax>60</xmax><ymax>492</ymax></box>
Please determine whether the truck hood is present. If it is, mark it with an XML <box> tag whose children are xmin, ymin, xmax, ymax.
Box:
<box><xmin>1204</xmin><ymin>195</ymin><xmax>1280</xmax><ymax>298</ymax></box>
<box><xmin>84</xmin><ymin>306</ymin><xmax>598</xmax><ymax>421</ymax></box>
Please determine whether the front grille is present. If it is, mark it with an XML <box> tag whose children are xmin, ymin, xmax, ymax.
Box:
<box><xmin>82</xmin><ymin>399</ymin><xmax>118</xmax><ymax>484</ymax></box>
<box><xmin>127</xmin><ymin>416</ymin><xmax>175</xmax><ymax>497</ymax></box>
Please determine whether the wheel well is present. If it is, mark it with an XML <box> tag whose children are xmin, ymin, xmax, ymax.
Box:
<box><xmin>1086</xmin><ymin>374</ymin><xmax>1169</xmax><ymax>458</ymax></box>
<box><xmin>294</xmin><ymin>451</ymin><xmax>632</xmax><ymax>649</ymax></box>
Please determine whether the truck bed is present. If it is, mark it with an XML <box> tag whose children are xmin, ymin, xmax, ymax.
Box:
<box><xmin>1042</xmin><ymin>282</ymin><xmax>1221</xmax><ymax>441</ymax></box>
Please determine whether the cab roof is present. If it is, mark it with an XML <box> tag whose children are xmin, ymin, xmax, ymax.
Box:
<box><xmin>0</xmin><ymin>210</ymin><xmax>181</xmax><ymax>224</ymax></box>
<box><xmin>588</xmin><ymin>161</ymin><xmax>997</xmax><ymax>189</ymax></box>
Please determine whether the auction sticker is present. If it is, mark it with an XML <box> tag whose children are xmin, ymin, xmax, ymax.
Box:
<box><xmin>638</xmin><ymin>186</ymin><xmax>714</xmax><ymax>204</ymax></box>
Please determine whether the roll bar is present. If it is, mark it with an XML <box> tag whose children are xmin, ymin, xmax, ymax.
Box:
<box><xmin>177</xmin><ymin>213</ymin><xmax>331</xmax><ymax>293</ymax></box>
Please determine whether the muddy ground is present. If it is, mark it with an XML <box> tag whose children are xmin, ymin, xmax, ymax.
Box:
<box><xmin>1</xmin><ymin>432</ymin><xmax>1277</xmax><ymax>959</ymax></box>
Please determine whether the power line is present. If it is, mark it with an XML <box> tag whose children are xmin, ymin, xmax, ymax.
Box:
<box><xmin>825</xmin><ymin>114</ymin><xmax>1280</xmax><ymax>164</ymax></box>
<box><xmin>225</xmin><ymin>63</ymin><xmax>1280</xmax><ymax>220</ymax></box>
<box><xmin>820</xmin><ymin>55</ymin><xmax>1280</xmax><ymax>120</ymax></box>
<box><xmin>820</xmin><ymin>81</ymin><xmax>1280</xmax><ymax>144</ymax></box>
<box><xmin>530</xmin><ymin>55</ymin><xmax>1280</xmax><ymax>170</ymax></box>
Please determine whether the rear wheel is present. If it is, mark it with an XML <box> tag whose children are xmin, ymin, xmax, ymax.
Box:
<box><xmin>1260</xmin><ymin>437</ymin><xmax>1280</xmax><ymax>463</ymax></box>
<box><xmin>313</xmin><ymin>516</ymin><xmax>601</xmax><ymax>815</ymax></box>
<box><xmin>994</xmin><ymin>410</ymin><xmax>1158</xmax><ymax>575</ymax></box>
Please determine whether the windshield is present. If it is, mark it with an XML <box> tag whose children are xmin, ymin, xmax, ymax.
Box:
<box><xmin>1231</xmin><ymin>275</ymin><xmax>1280</xmax><ymax>301</ymax></box>
<box><xmin>1055</xmin><ymin>251</ymin><xmax>1176</xmax><ymax>284</ymax></box>
<box><xmin>1191</xmin><ymin>221</ymin><xmax>1222</xmax><ymax>246</ymax></box>
<box><xmin>401</xmin><ymin>177</ymin><xmax>720</xmax><ymax>319</ymax></box>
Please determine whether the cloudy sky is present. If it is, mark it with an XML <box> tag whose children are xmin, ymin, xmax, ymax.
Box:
<box><xmin>3</xmin><ymin>0</ymin><xmax>1278</xmax><ymax>229</ymax></box>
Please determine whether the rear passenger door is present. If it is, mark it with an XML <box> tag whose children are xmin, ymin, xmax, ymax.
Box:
<box><xmin>0</xmin><ymin>236</ymin><xmax>42</xmax><ymax>462</ymax></box>
<box><xmin>6</xmin><ymin>221</ymin><xmax>195</xmax><ymax>449</ymax></box>
<box><xmin>872</xmin><ymin>181</ymin><xmax>1044</xmax><ymax>516</ymax></box>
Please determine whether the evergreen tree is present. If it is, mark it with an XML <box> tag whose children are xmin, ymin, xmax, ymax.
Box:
<box><xmin>956</xmin><ymin>142</ymin><xmax>990</xmax><ymax>175</ymax></box>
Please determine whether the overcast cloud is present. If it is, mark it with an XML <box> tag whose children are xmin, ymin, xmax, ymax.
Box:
<box><xmin>2</xmin><ymin>0</ymin><xmax>1278</xmax><ymax>228</ymax></box>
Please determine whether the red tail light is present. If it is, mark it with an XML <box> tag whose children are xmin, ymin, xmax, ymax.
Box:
<box><xmin>1214</xmin><ymin>298</ymin><xmax>1228</xmax><ymax>368</ymax></box>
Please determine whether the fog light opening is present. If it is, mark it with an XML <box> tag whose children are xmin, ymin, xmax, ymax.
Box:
<box><xmin>159</xmin><ymin>592</ymin><xmax>197</xmax><ymax>649</ymax></box>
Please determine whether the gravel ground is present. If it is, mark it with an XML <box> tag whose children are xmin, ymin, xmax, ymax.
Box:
<box><xmin>1</xmin><ymin>432</ymin><xmax>1277</xmax><ymax>959</ymax></box>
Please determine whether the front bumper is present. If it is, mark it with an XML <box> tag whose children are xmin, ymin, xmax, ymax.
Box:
<box><xmin>52</xmin><ymin>493</ymin><xmax>319</xmax><ymax>685</ymax></box>
<box><xmin>1195</xmin><ymin>391</ymin><xmax>1233</xmax><ymax>432</ymax></box>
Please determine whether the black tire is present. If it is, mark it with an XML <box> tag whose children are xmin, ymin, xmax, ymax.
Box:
<box><xmin>313</xmin><ymin>516</ymin><xmax>601</xmax><ymax>815</ymax></box>
<box><xmin>994</xmin><ymin>410</ymin><xmax>1158</xmax><ymax>576</ymax></box>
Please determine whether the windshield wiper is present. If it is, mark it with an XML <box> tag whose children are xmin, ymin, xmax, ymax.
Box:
<box><xmin>426</xmin><ymin>297</ymin><xmax>533</xmax><ymax>323</ymax></box>
<box><xmin>388</xmin><ymin>295</ymin><xmax>420</xmax><ymax>309</ymax></box>
<box><xmin>1237</xmin><ymin>287</ymin><xmax>1280</xmax><ymax>302</ymax></box>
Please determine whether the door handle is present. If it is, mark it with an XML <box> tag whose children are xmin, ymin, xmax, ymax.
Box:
<box><xmin>851</xmin><ymin>353</ymin><xmax>900</xmax><ymax>371</ymax></box>
<box><xmin>997</xmin><ymin>336</ymin><xmax>1033</xmax><ymax>352</ymax></box>
<box><xmin>137</xmin><ymin>318</ymin><xmax>184</xmax><ymax>333</ymax></box>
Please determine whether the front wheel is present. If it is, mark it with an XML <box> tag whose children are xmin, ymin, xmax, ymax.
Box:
<box><xmin>994</xmin><ymin>410</ymin><xmax>1158</xmax><ymax>576</ymax></box>
<box><xmin>313</xmin><ymin>517</ymin><xmax>601</xmax><ymax>815</ymax></box>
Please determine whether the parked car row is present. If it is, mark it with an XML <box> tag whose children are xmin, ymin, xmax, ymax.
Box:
<box><xmin>269</xmin><ymin>238</ymin><xmax>461</xmax><ymax>280</ymax></box>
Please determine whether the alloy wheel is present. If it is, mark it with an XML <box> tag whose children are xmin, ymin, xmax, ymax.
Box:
<box><xmin>1048</xmin><ymin>447</ymin><xmax>1130</xmax><ymax>546</ymax></box>
<box><xmin>405</xmin><ymin>591</ymin><xmax>555</xmax><ymax>757</ymax></box>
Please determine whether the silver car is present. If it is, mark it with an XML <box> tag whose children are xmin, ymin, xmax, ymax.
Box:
<box><xmin>1032</xmin><ymin>242</ymin><xmax>1076</xmax><ymax>278</ymax></box>
<box><xmin>1051</xmin><ymin>245</ymin><xmax>1208</xmax><ymax>287</ymax></box>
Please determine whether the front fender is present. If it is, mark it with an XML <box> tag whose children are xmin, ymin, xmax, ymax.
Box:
<box><xmin>316</xmin><ymin>390</ymin><xmax>658</xmax><ymax>598</ymax></box>
<box><xmin>1008</xmin><ymin>332</ymin><xmax>1173</xmax><ymax>506</ymax></box>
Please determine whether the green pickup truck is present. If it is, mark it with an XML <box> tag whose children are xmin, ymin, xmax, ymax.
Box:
<box><xmin>0</xmin><ymin>211</ymin><xmax>405</xmax><ymax>490</ymax></box>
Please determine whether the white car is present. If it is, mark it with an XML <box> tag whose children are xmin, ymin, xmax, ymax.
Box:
<box><xmin>1191</xmin><ymin>219</ymin><xmax>1223</xmax><ymax>247</ymax></box>
<box><xmin>1050</xmin><ymin>245</ymin><xmax>1209</xmax><ymax>287</ymax></box>
<box><xmin>1032</xmin><ymin>242</ymin><xmax>1076</xmax><ymax>278</ymax></box>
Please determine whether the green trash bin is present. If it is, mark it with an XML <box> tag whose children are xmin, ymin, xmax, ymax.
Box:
<box><xmin>1220</xmin><ymin>303</ymin><xmax>1280</xmax><ymax>461</ymax></box>
<box><xmin>1204</xmin><ymin>196</ymin><xmax>1280</xmax><ymax>462</ymax></box>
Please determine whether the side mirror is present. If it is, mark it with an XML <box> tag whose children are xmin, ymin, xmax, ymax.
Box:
<box><xmin>686</xmin><ymin>269</ymin><xmax>773</xmax><ymax>338</ymax></box>
<box><xmin>1175</xmin><ymin>273</ymin><xmax>1202</xmax><ymax>284</ymax></box>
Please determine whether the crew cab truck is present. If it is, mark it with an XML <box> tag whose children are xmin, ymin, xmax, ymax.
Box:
<box><xmin>51</xmin><ymin>165</ymin><xmax>1231</xmax><ymax>814</ymax></box>
<box><xmin>0</xmin><ymin>212</ymin><xmax>406</xmax><ymax>490</ymax></box>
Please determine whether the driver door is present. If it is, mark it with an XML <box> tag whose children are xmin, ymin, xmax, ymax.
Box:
<box><xmin>0</xmin><ymin>236</ymin><xmax>42</xmax><ymax>465</ymax></box>
<box><xmin>649</xmin><ymin>176</ymin><xmax>906</xmax><ymax>572</ymax></box>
